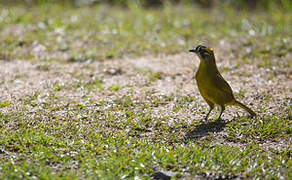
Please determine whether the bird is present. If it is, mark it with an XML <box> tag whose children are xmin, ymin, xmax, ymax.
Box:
<box><xmin>189</xmin><ymin>45</ymin><xmax>256</xmax><ymax>121</ymax></box>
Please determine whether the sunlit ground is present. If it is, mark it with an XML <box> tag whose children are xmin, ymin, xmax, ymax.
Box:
<box><xmin>0</xmin><ymin>3</ymin><xmax>291</xmax><ymax>179</ymax></box>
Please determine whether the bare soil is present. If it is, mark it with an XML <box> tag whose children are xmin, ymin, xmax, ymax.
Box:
<box><xmin>0</xmin><ymin>52</ymin><xmax>291</xmax><ymax>149</ymax></box>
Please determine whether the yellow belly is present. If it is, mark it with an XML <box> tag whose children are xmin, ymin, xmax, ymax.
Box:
<box><xmin>196</xmin><ymin>70</ymin><xmax>234</xmax><ymax>106</ymax></box>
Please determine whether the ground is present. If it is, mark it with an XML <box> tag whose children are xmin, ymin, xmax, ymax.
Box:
<box><xmin>0</xmin><ymin>3</ymin><xmax>291</xmax><ymax>179</ymax></box>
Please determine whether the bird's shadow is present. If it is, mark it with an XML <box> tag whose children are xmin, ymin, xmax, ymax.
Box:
<box><xmin>184</xmin><ymin>119</ymin><xmax>228</xmax><ymax>140</ymax></box>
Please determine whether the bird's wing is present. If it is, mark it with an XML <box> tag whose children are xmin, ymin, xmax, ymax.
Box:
<box><xmin>213</xmin><ymin>73</ymin><xmax>234</xmax><ymax>96</ymax></box>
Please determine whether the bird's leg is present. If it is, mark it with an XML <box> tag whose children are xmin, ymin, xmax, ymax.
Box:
<box><xmin>217</xmin><ymin>105</ymin><xmax>225</xmax><ymax>121</ymax></box>
<box><xmin>204</xmin><ymin>102</ymin><xmax>214</xmax><ymax>121</ymax></box>
<box><xmin>204</xmin><ymin>108</ymin><xmax>212</xmax><ymax>121</ymax></box>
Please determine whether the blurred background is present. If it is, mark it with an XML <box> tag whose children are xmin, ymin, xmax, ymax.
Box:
<box><xmin>0</xmin><ymin>0</ymin><xmax>291</xmax><ymax>62</ymax></box>
<box><xmin>1</xmin><ymin>0</ymin><xmax>291</xmax><ymax>9</ymax></box>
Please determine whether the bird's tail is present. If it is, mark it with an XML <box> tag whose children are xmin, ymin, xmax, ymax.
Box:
<box><xmin>233</xmin><ymin>100</ymin><xmax>256</xmax><ymax>117</ymax></box>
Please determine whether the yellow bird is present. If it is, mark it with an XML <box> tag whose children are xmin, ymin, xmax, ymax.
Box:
<box><xmin>189</xmin><ymin>45</ymin><xmax>256</xmax><ymax>121</ymax></box>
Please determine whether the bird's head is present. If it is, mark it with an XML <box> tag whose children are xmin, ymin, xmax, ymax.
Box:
<box><xmin>189</xmin><ymin>45</ymin><xmax>215</xmax><ymax>63</ymax></box>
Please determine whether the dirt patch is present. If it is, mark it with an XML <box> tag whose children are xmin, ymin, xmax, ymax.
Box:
<box><xmin>0</xmin><ymin>52</ymin><xmax>291</xmax><ymax>149</ymax></box>
<box><xmin>1</xmin><ymin>52</ymin><xmax>291</xmax><ymax>113</ymax></box>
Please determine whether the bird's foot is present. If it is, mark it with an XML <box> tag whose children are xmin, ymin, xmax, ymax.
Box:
<box><xmin>247</xmin><ymin>115</ymin><xmax>256</xmax><ymax>119</ymax></box>
<box><xmin>215</xmin><ymin>117</ymin><xmax>223</xmax><ymax>123</ymax></box>
<box><xmin>203</xmin><ymin>117</ymin><xmax>210</xmax><ymax>123</ymax></box>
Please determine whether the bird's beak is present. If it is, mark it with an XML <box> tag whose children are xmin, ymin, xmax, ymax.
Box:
<box><xmin>189</xmin><ymin>48</ymin><xmax>198</xmax><ymax>53</ymax></box>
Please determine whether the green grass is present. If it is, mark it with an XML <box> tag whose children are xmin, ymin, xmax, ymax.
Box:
<box><xmin>0</xmin><ymin>3</ymin><xmax>291</xmax><ymax>179</ymax></box>
<box><xmin>0</xmin><ymin>93</ymin><xmax>290</xmax><ymax>179</ymax></box>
